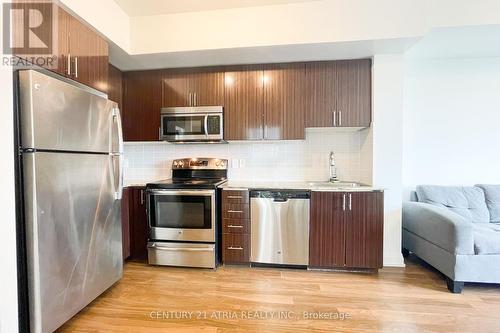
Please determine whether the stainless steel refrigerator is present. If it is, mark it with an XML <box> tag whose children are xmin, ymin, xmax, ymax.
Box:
<box><xmin>18</xmin><ymin>70</ymin><xmax>124</xmax><ymax>332</ymax></box>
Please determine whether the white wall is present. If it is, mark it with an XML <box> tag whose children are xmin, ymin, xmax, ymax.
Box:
<box><xmin>130</xmin><ymin>0</ymin><xmax>426</xmax><ymax>54</ymax></box>
<box><xmin>124</xmin><ymin>128</ymin><xmax>370</xmax><ymax>186</ymax></box>
<box><xmin>403</xmin><ymin>57</ymin><xmax>500</xmax><ymax>198</ymax></box>
<box><xmin>372</xmin><ymin>54</ymin><xmax>405</xmax><ymax>267</ymax></box>
<box><xmin>0</xmin><ymin>0</ymin><xmax>19</xmax><ymax>330</ymax></box>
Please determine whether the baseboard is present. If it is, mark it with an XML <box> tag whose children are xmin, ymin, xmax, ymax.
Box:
<box><xmin>383</xmin><ymin>254</ymin><xmax>405</xmax><ymax>268</ymax></box>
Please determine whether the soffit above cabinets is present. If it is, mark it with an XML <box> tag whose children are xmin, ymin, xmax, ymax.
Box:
<box><xmin>113</xmin><ymin>0</ymin><xmax>319</xmax><ymax>17</ymax></box>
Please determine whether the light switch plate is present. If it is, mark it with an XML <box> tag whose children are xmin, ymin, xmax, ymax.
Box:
<box><xmin>231</xmin><ymin>159</ymin><xmax>239</xmax><ymax>168</ymax></box>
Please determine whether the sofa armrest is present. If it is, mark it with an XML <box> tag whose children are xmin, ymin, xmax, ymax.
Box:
<box><xmin>402</xmin><ymin>202</ymin><xmax>474</xmax><ymax>255</ymax></box>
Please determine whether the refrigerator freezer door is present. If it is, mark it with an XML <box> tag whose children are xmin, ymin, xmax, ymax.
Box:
<box><xmin>19</xmin><ymin>70</ymin><xmax>117</xmax><ymax>153</ymax></box>
<box><xmin>23</xmin><ymin>152</ymin><xmax>123</xmax><ymax>333</ymax></box>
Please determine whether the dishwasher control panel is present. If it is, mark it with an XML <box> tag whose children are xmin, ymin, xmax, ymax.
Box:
<box><xmin>250</xmin><ymin>190</ymin><xmax>310</xmax><ymax>201</ymax></box>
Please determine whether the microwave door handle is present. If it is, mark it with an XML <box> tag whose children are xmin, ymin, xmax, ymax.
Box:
<box><xmin>204</xmin><ymin>115</ymin><xmax>209</xmax><ymax>137</ymax></box>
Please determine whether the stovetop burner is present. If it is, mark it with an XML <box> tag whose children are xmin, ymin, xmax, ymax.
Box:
<box><xmin>147</xmin><ymin>177</ymin><xmax>227</xmax><ymax>189</ymax></box>
<box><xmin>146</xmin><ymin>158</ymin><xmax>228</xmax><ymax>190</ymax></box>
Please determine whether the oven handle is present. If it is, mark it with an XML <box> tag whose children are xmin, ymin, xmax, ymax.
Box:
<box><xmin>146</xmin><ymin>189</ymin><xmax>215</xmax><ymax>197</ymax></box>
<box><xmin>148</xmin><ymin>244</ymin><xmax>214</xmax><ymax>252</ymax></box>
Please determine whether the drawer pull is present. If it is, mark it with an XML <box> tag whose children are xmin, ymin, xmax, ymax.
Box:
<box><xmin>227</xmin><ymin>195</ymin><xmax>243</xmax><ymax>199</ymax></box>
<box><xmin>227</xmin><ymin>210</ymin><xmax>243</xmax><ymax>213</ymax></box>
<box><xmin>227</xmin><ymin>246</ymin><xmax>243</xmax><ymax>251</ymax></box>
<box><xmin>228</xmin><ymin>225</ymin><xmax>243</xmax><ymax>228</ymax></box>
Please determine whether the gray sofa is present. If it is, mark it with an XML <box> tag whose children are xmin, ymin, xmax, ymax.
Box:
<box><xmin>402</xmin><ymin>184</ymin><xmax>500</xmax><ymax>293</ymax></box>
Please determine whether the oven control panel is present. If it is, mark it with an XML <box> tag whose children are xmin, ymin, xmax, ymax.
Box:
<box><xmin>172</xmin><ymin>158</ymin><xmax>228</xmax><ymax>170</ymax></box>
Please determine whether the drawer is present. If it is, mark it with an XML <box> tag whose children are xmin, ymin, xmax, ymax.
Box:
<box><xmin>222</xmin><ymin>218</ymin><xmax>250</xmax><ymax>234</ymax></box>
<box><xmin>222</xmin><ymin>203</ymin><xmax>250</xmax><ymax>219</ymax></box>
<box><xmin>222</xmin><ymin>190</ymin><xmax>249</xmax><ymax>204</ymax></box>
<box><xmin>147</xmin><ymin>242</ymin><xmax>215</xmax><ymax>268</ymax></box>
<box><xmin>222</xmin><ymin>233</ymin><xmax>250</xmax><ymax>264</ymax></box>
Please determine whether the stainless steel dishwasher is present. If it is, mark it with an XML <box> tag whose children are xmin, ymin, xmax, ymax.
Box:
<box><xmin>250</xmin><ymin>190</ymin><xmax>310</xmax><ymax>266</ymax></box>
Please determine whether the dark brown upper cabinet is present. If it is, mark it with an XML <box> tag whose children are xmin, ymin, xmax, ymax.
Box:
<box><xmin>107</xmin><ymin>64</ymin><xmax>123</xmax><ymax>110</ymax></box>
<box><xmin>224</xmin><ymin>66</ymin><xmax>264</xmax><ymax>140</ymax></box>
<box><xmin>13</xmin><ymin>5</ymin><xmax>109</xmax><ymax>92</ymax></box>
<box><xmin>122</xmin><ymin>70</ymin><xmax>162</xmax><ymax>141</ymax></box>
<box><xmin>263</xmin><ymin>63</ymin><xmax>307</xmax><ymax>140</ymax></box>
<box><xmin>306</xmin><ymin>59</ymin><xmax>371</xmax><ymax>128</ymax></box>
<box><xmin>162</xmin><ymin>67</ymin><xmax>224</xmax><ymax>107</ymax></box>
<box><xmin>335</xmin><ymin>59</ymin><xmax>371</xmax><ymax>127</ymax></box>
<box><xmin>309</xmin><ymin>191</ymin><xmax>383</xmax><ymax>270</ymax></box>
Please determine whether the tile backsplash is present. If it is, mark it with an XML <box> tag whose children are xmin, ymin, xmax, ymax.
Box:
<box><xmin>123</xmin><ymin>128</ymin><xmax>373</xmax><ymax>185</ymax></box>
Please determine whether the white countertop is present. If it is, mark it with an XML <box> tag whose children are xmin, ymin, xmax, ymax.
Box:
<box><xmin>219</xmin><ymin>181</ymin><xmax>383</xmax><ymax>192</ymax></box>
<box><xmin>125</xmin><ymin>179</ymin><xmax>383</xmax><ymax>192</ymax></box>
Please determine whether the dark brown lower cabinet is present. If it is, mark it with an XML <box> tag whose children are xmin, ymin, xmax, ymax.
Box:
<box><xmin>121</xmin><ymin>186</ymin><xmax>148</xmax><ymax>261</ymax></box>
<box><xmin>222</xmin><ymin>233</ymin><xmax>250</xmax><ymax>264</ymax></box>
<box><xmin>222</xmin><ymin>190</ymin><xmax>251</xmax><ymax>265</ymax></box>
<box><xmin>309</xmin><ymin>191</ymin><xmax>384</xmax><ymax>269</ymax></box>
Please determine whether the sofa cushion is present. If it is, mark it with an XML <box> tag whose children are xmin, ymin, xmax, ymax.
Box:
<box><xmin>473</xmin><ymin>223</ymin><xmax>500</xmax><ymax>254</ymax></box>
<box><xmin>475</xmin><ymin>184</ymin><xmax>500</xmax><ymax>223</ymax></box>
<box><xmin>416</xmin><ymin>185</ymin><xmax>490</xmax><ymax>223</ymax></box>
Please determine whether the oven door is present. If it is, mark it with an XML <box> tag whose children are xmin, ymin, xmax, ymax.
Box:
<box><xmin>147</xmin><ymin>189</ymin><xmax>216</xmax><ymax>242</ymax></box>
<box><xmin>160</xmin><ymin>113</ymin><xmax>223</xmax><ymax>141</ymax></box>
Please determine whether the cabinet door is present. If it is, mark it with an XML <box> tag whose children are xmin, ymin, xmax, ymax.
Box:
<box><xmin>191</xmin><ymin>68</ymin><xmax>225</xmax><ymax>106</ymax></box>
<box><xmin>68</xmin><ymin>16</ymin><xmax>91</xmax><ymax>86</ymax></box>
<box><xmin>335</xmin><ymin>59</ymin><xmax>371</xmax><ymax>127</ymax></box>
<box><xmin>344</xmin><ymin>192</ymin><xmax>384</xmax><ymax>268</ymax></box>
<box><xmin>108</xmin><ymin>64</ymin><xmax>123</xmax><ymax>110</ymax></box>
<box><xmin>224</xmin><ymin>66</ymin><xmax>264</xmax><ymax>140</ymax></box>
<box><xmin>162</xmin><ymin>69</ymin><xmax>191</xmax><ymax>107</ymax></box>
<box><xmin>309</xmin><ymin>192</ymin><xmax>345</xmax><ymax>268</ymax></box>
<box><xmin>122</xmin><ymin>70</ymin><xmax>162</xmax><ymax>141</ymax></box>
<box><xmin>87</xmin><ymin>32</ymin><xmax>108</xmax><ymax>92</ymax></box>
<box><xmin>263</xmin><ymin>63</ymin><xmax>306</xmax><ymax>140</ymax></box>
<box><xmin>306</xmin><ymin>62</ymin><xmax>337</xmax><ymax>127</ymax></box>
<box><xmin>56</xmin><ymin>6</ymin><xmax>71</xmax><ymax>77</ymax></box>
<box><xmin>129</xmin><ymin>187</ymin><xmax>148</xmax><ymax>260</ymax></box>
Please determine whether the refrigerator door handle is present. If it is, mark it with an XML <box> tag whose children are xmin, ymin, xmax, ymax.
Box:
<box><xmin>111</xmin><ymin>107</ymin><xmax>124</xmax><ymax>154</ymax></box>
<box><xmin>110</xmin><ymin>106</ymin><xmax>124</xmax><ymax>200</ymax></box>
<box><xmin>110</xmin><ymin>153</ymin><xmax>123</xmax><ymax>200</ymax></box>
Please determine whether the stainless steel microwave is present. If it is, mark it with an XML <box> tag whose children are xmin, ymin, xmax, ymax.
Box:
<box><xmin>160</xmin><ymin>106</ymin><xmax>223</xmax><ymax>142</ymax></box>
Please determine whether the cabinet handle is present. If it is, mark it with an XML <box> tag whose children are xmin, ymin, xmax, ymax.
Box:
<box><xmin>73</xmin><ymin>57</ymin><xmax>78</xmax><ymax>78</ymax></box>
<box><xmin>227</xmin><ymin>195</ymin><xmax>243</xmax><ymax>199</ymax></box>
<box><xmin>140</xmin><ymin>190</ymin><xmax>145</xmax><ymax>205</ymax></box>
<box><xmin>339</xmin><ymin>110</ymin><xmax>342</xmax><ymax>126</ymax></box>
<box><xmin>227</xmin><ymin>246</ymin><xmax>243</xmax><ymax>251</ymax></box>
<box><xmin>333</xmin><ymin>110</ymin><xmax>337</xmax><ymax>127</ymax></box>
<box><xmin>66</xmin><ymin>54</ymin><xmax>71</xmax><ymax>75</ymax></box>
<box><xmin>228</xmin><ymin>210</ymin><xmax>243</xmax><ymax>213</ymax></box>
<box><xmin>228</xmin><ymin>225</ymin><xmax>243</xmax><ymax>228</ymax></box>
<box><xmin>349</xmin><ymin>193</ymin><xmax>352</xmax><ymax>210</ymax></box>
<box><xmin>342</xmin><ymin>194</ymin><xmax>346</xmax><ymax>211</ymax></box>
<box><xmin>194</xmin><ymin>93</ymin><xmax>197</xmax><ymax>106</ymax></box>
<box><xmin>158</xmin><ymin>126</ymin><xmax>161</xmax><ymax>140</ymax></box>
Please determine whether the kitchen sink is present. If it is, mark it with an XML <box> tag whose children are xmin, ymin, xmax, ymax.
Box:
<box><xmin>308</xmin><ymin>181</ymin><xmax>366</xmax><ymax>188</ymax></box>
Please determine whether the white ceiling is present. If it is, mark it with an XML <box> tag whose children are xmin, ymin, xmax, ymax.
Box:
<box><xmin>113</xmin><ymin>0</ymin><xmax>319</xmax><ymax>17</ymax></box>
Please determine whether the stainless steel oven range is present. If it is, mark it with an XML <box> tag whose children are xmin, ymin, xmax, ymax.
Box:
<box><xmin>146</xmin><ymin>158</ymin><xmax>228</xmax><ymax>268</ymax></box>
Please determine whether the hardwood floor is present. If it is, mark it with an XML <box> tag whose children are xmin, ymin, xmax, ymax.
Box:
<box><xmin>58</xmin><ymin>255</ymin><xmax>500</xmax><ymax>333</ymax></box>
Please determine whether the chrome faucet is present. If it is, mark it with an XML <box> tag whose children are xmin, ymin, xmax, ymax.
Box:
<box><xmin>329</xmin><ymin>151</ymin><xmax>339</xmax><ymax>183</ymax></box>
